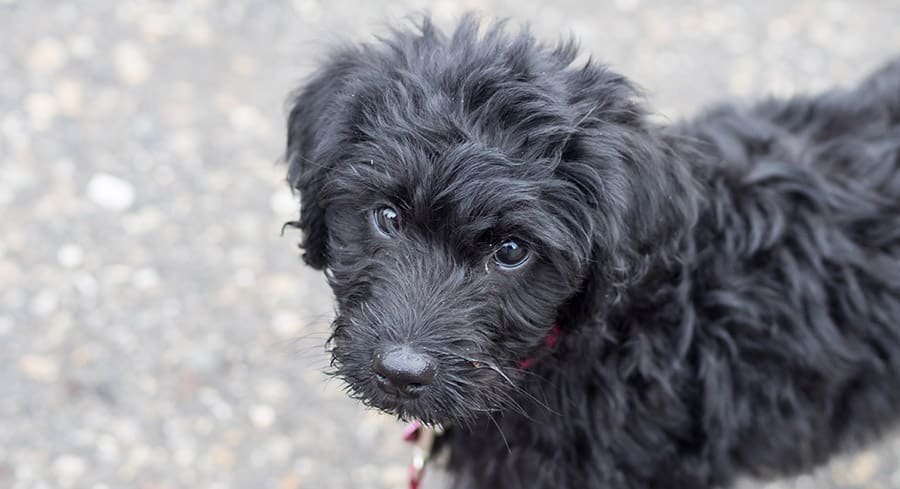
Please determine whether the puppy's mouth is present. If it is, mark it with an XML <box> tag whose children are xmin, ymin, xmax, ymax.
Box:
<box><xmin>329</xmin><ymin>347</ymin><xmax>516</xmax><ymax>425</ymax></box>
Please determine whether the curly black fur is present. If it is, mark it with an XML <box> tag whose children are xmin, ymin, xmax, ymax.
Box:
<box><xmin>284</xmin><ymin>17</ymin><xmax>900</xmax><ymax>489</ymax></box>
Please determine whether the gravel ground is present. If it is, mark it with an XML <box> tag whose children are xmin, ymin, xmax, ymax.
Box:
<box><xmin>2</xmin><ymin>1</ymin><xmax>899</xmax><ymax>488</ymax></box>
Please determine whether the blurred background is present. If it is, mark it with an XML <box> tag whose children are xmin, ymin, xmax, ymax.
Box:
<box><xmin>2</xmin><ymin>0</ymin><xmax>900</xmax><ymax>488</ymax></box>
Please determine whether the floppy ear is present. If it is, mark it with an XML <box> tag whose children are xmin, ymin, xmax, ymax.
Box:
<box><xmin>558</xmin><ymin>63</ymin><xmax>700</xmax><ymax>317</ymax></box>
<box><xmin>285</xmin><ymin>54</ymin><xmax>359</xmax><ymax>269</ymax></box>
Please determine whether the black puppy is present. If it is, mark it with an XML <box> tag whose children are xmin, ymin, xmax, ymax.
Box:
<box><xmin>284</xmin><ymin>17</ymin><xmax>900</xmax><ymax>489</ymax></box>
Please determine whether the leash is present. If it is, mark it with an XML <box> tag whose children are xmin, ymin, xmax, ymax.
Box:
<box><xmin>403</xmin><ymin>420</ymin><xmax>439</xmax><ymax>489</ymax></box>
<box><xmin>402</xmin><ymin>324</ymin><xmax>562</xmax><ymax>489</ymax></box>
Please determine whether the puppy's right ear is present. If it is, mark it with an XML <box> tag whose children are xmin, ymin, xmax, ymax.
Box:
<box><xmin>285</xmin><ymin>54</ymin><xmax>358</xmax><ymax>269</ymax></box>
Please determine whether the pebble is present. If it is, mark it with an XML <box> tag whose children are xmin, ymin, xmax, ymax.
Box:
<box><xmin>231</xmin><ymin>54</ymin><xmax>256</xmax><ymax>75</ymax></box>
<box><xmin>249</xmin><ymin>404</ymin><xmax>276</xmax><ymax>429</ymax></box>
<box><xmin>271</xmin><ymin>311</ymin><xmax>303</xmax><ymax>339</ymax></box>
<box><xmin>86</xmin><ymin>173</ymin><xmax>135</xmax><ymax>211</ymax></box>
<box><xmin>228</xmin><ymin>104</ymin><xmax>266</xmax><ymax>133</ymax></box>
<box><xmin>52</xmin><ymin>454</ymin><xmax>87</xmax><ymax>485</ymax></box>
<box><xmin>30</xmin><ymin>289</ymin><xmax>59</xmax><ymax>317</ymax></box>
<box><xmin>18</xmin><ymin>354</ymin><xmax>60</xmax><ymax>383</ymax></box>
<box><xmin>278</xmin><ymin>473</ymin><xmax>300</xmax><ymax>489</ymax></box>
<box><xmin>113</xmin><ymin>41</ymin><xmax>151</xmax><ymax>85</ymax></box>
<box><xmin>0</xmin><ymin>315</ymin><xmax>12</xmax><ymax>336</ymax></box>
<box><xmin>132</xmin><ymin>267</ymin><xmax>160</xmax><ymax>290</ymax></box>
<box><xmin>209</xmin><ymin>445</ymin><xmax>235</xmax><ymax>468</ymax></box>
<box><xmin>54</xmin><ymin>79</ymin><xmax>84</xmax><ymax>116</ymax></box>
<box><xmin>270</xmin><ymin>188</ymin><xmax>298</xmax><ymax>216</ymax></box>
<box><xmin>186</xmin><ymin>19</ymin><xmax>213</xmax><ymax>46</ymax></box>
<box><xmin>25</xmin><ymin>92</ymin><xmax>58</xmax><ymax>130</ymax></box>
<box><xmin>57</xmin><ymin>244</ymin><xmax>85</xmax><ymax>268</ymax></box>
<box><xmin>27</xmin><ymin>38</ymin><xmax>68</xmax><ymax>73</ymax></box>
<box><xmin>68</xmin><ymin>35</ymin><xmax>95</xmax><ymax>58</ymax></box>
<box><xmin>839</xmin><ymin>451</ymin><xmax>879</xmax><ymax>485</ymax></box>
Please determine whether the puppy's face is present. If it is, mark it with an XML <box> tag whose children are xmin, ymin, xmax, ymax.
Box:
<box><xmin>285</xmin><ymin>20</ymin><xmax>690</xmax><ymax>424</ymax></box>
<box><xmin>317</xmin><ymin>129</ymin><xmax>585</xmax><ymax>424</ymax></box>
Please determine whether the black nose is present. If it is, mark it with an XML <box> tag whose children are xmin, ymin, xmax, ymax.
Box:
<box><xmin>372</xmin><ymin>346</ymin><xmax>437</xmax><ymax>398</ymax></box>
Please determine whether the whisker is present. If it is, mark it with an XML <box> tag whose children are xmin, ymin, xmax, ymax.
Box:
<box><xmin>488</xmin><ymin>413</ymin><xmax>512</xmax><ymax>454</ymax></box>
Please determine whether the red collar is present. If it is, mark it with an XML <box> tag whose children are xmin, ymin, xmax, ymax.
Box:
<box><xmin>519</xmin><ymin>323</ymin><xmax>562</xmax><ymax>370</ymax></box>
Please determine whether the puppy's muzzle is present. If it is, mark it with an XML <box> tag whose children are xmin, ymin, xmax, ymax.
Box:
<box><xmin>372</xmin><ymin>345</ymin><xmax>437</xmax><ymax>398</ymax></box>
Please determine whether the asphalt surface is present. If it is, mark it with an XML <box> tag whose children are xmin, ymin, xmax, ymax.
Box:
<box><xmin>2</xmin><ymin>1</ymin><xmax>900</xmax><ymax>488</ymax></box>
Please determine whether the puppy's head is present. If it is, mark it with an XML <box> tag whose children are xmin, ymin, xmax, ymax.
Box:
<box><xmin>285</xmin><ymin>18</ymin><xmax>696</xmax><ymax>424</ymax></box>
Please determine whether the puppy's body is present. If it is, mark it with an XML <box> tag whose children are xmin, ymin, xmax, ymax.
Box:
<box><xmin>446</xmin><ymin>59</ymin><xmax>900</xmax><ymax>489</ymax></box>
<box><xmin>285</xmin><ymin>19</ymin><xmax>900</xmax><ymax>489</ymax></box>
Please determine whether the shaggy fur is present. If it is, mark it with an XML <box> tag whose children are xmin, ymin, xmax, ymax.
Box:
<box><xmin>284</xmin><ymin>17</ymin><xmax>900</xmax><ymax>489</ymax></box>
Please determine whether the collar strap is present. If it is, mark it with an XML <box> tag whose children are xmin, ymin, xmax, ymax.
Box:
<box><xmin>519</xmin><ymin>323</ymin><xmax>562</xmax><ymax>370</ymax></box>
<box><xmin>403</xmin><ymin>420</ymin><xmax>439</xmax><ymax>489</ymax></box>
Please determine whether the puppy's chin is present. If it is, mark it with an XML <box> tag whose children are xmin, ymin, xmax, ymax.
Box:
<box><xmin>332</xmin><ymin>360</ymin><xmax>512</xmax><ymax>425</ymax></box>
<box><xmin>365</xmin><ymin>393</ymin><xmax>447</xmax><ymax>425</ymax></box>
<box><xmin>340</xmin><ymin>378</ymin><xmax>454</xmax><ymax>425</ymax></box>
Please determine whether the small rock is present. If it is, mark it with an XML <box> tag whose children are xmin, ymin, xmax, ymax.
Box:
<box><xmin>114</xmin><ymin>41</ymin><xmax>151</xmax><ymax>85</ymax></box>
<box><xmin>19</xmin><ymin>354</ymin><xmax>60</xmax><ymax>383</ymax></box>
<box><xmin>209</xmin><ymin>445</ymin><xmax>235</xmax><ymax>468</ymax></box>
<box><xmin>271</xmin><ymin>311</ymin><xmax>303</xmax><ymax>338</ymax></box>
<box><xmin>0</xmin><ymin>315</ymin><xmax>13</xmax><ymax>335</ymax></box>
<box><xmin>231</xmin><ymin>54</ymin><xmax>256</xmax><ymax>75</ymax></box>
<box><xmin>270</xmin><ymin>188</ymin><xmax>298</xmax><ymax>216</ymax></box>
<box><xmin>132</xmin><ymin>267</ymin><xmax>160</xmax><ymax>289</ymax></box>
<box><xmin>95</xmin><ymin>435</ymin><xmax>120</xmax><ymax>463</ymax></box>
<box><xmin>52</xmin><ymin>454</ymin><xmax>87</xmax><ymax>484</ymax></box>
<box><xmin>27</xmin><ymin>38</ymin><xmax>68</xmax><ymax>73</ymax></box>
<box><xmin>234</xmin><ymin>268</ymin><xmax>255</xmax><ymax>288</ymax></box>
<box><xmin>57</xmin><ymin>244</ymin><xmax>84</xmax><ymax>268</ymax></box>
<box><xmin>840</xmin><ymin>451</ymin><xmax>879</xmax><ymax>484</ymax></box>
<box><xmin>87</xmin><ymin>173</ymin><xmax>135</xmax><ymax>211</ymax></box>
<box><xmin>30</xmin><ymin>289</ymin><xmax>59</xmax><ymax>317</ymax></box>
<box><xmin>25</xmin><ymin>92</ymin><xmax>58</xmax><ymax>130</ymax></box>
<box><xmin>55</xmin><ymin>79</ymin><xmax>84</xmax><ymax>116</ymax></box>
<box><xmin>257</xmin><ymin>378</ymin><xmax>288</xmax><ymax>402</ymax></box>
<box><xmin>249</xmin><ymin>404</ymin><xmax>276</xmax><ymax>429</ymax></box>
<box><xmin>68</xmin><ymin>35</ymin><xmax>95</xmax><ymax>58</ymax></box>
<box><xmin>278</xmin><ymin>472</ymin><xmax>299</xmax><ymax>489</ymax></box>
<box><xmin>228</xmin><ymin>104</ymin><xmax>265</xmax><ymax>132</ymax></box>
<box><xmin>186</xmin><ymin>20</ymin><xmax>213</xmax><ymax>46</ymax></box>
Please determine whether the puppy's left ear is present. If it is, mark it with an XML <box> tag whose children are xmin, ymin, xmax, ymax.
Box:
<box><xmin>285</xmin><ymin>53</ymin><xmax>359</xmax><ymax>269</ymax></box>
<box><xmin>559</xmin><ymin>63</ymin><xmax>700</xmax><ymax>307</ymax></box>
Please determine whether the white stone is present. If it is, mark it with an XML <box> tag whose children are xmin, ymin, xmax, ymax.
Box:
<box><xmin>271</xmin><ymin>311</ymin><xmax>302</xmax><ymax>338</ymax></box>
<box><xmin>132</xmin><ymin>267</ymin><xmax>160</xmax><ymax>289</ymax></box>
<box><xmin>0</xmin><ymin>315</ymin><xmax>12</xmax><ymax>335</ymax></box>
<box><xmin>270</xmin><ymin>188</ymin><xmax>298</xmax><ymax>216</ymax></box>
<box><xmin>87</xmin><ymin>173</ymin><xmax>135</xmax><ymax>211</ymax></box>
<box><xmin>114</xmin><ymin>42</ymin><xmax>151</xmax><ymax>85</ymax></box>
<box><xmin>186</xmin><ymin>19</ymin><xmax>213</xmax><ymax>45</ymax></box>
<box><xmin>69</xmin><ymin>35</ymin><xmax>95</xmax><ymax>58</ymax></box>
<box><xmin>25</xmin><ymin>92</ymin><xmax>58</xmax><ymax>130</ymax></box>
<box><xmin>19</xmin><ymin>354</ymin><xmax>60</xmax><ymax>382</ymax></box>
<box><xmin>53</xmin><ymin>454</ymin><xmax>87</xmax><ymax>483</ymax></box>
<box><xmin>249</xmin><ymin>404</ymin><xmax>276</xmax><ymax>429</ymax></box>
<box><xmin>228</xmin><ymin>104</ymin><xmax>265</xmax><ymax>132</ymax></box>
<box><xmin>28</xmin><ymin>38</ymin><xmax>68</xmax><ymax>72</ymax></box>
<box><xmin>57</xmin><ymin>244</ymin><xmax>84</xmax><ymax>268</ymax></box>
<box><xmin>55</xmin><ymin>79</ymin><xmax>84</xmax><ymax>116</ymax></box>
<box><xmin>234</xmin><ymin>268</ymin><xmax>255</xmax><ymax>288</ymax></box>
<box><xmin>231</xmin><ymin>54</ymin><xmax>256</xmax><ymax>75</ymax></box>
<box><xmin>30</xmin><ymin>289</ymin><xmax>59</xmax><ymax>317</ymax></box>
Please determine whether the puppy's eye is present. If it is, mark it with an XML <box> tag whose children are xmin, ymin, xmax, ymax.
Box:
<box><xmin>372</xmin><ymin>206</ymin><xmax>401</xmax><ymax>236</ymax></box>
<box><xmin>493</xmin><ymin>240</ymin><xmax>529</xmax><ymax>269</ymax></box>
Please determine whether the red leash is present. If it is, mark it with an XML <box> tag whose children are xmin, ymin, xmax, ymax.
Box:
<box><xmin>403</xmin><ymin>420</ymin><xmax>432</xmax><ymax>489</ymax></box>
<box><xmin>403</xmin><ymin>324</ymin><xmax>562</xmax><ymax>489</ymax></box>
